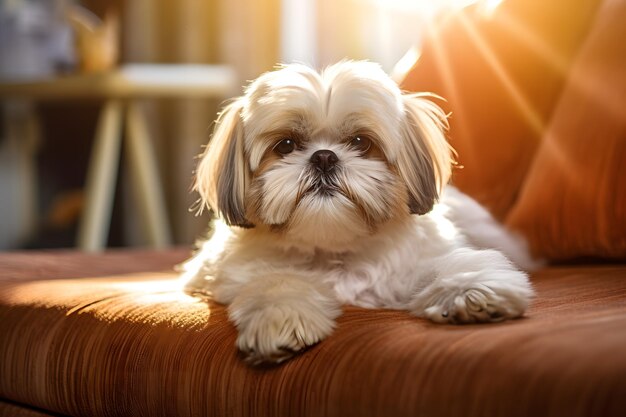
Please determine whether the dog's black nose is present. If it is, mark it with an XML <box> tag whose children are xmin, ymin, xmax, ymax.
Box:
<box><xmin>310</xmin><ymin>150</ymin><xmax>338</xmax><ymax>172</ymax></box>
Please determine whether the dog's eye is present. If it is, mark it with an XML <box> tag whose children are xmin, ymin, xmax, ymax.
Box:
<box><xmin>274</xmin><ymin>138</ymin><xmax>296</xmax><ymax>155</ymax></box>
<box><xmin>349</xmin><ymin>136</ymin><xmax>371</xmax><ymax>153</ymax></box>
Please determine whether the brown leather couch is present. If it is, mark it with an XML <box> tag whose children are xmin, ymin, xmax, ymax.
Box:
<box><xmin>1</xmin><ymin>0</ymin><xmax>625</xmax><ymax>416</ymax></box>
<box><xmin>0</xmin><ymin>250</ymin><xmax>625</xmax><ymax>417</ymax></box>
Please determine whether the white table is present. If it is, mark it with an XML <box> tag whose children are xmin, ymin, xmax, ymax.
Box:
<box><xmin>0</xmin><ymin>64</ymin><xmax>236</xmax><ymax>251</ymax></box>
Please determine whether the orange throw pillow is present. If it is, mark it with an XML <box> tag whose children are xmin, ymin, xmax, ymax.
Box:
<box><xmin>400</xmin><ymin>0</ymin><xmax>601</xmax><ymax>220</ymax></box>
<box><xmin>506</xmin><ymin>0</ymin><xmax>626</xmax><ymax>260</ymax></box>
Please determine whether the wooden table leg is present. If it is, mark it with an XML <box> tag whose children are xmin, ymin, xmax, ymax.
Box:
<box><xmin>0</xmin><ymin>101</ymin><xmax>39</xmax><ymax>249</ymax></box>
<box><xmin>77</xmin><ymin>100</ymin><xmax>123</xmax><ymax>251</ymax></box>
<box><xmin>125</xmin><ymin>101</ymin><xmax>172</xmax><ymax>248</ymax></box>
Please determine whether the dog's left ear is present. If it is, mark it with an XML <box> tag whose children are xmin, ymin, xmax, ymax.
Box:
<box><xmin>194</xmin><ymin>99</ymin><xmax>253</xmax><ymax>227</ymax></box>
<box><xmin>398</xmin><ymin>93</ymin><xmax>453</xmax><ymax>215</ymax></box>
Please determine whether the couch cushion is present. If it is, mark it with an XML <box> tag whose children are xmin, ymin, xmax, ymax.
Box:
<box><xmin>505</xmin><ymin>0</ymin><xmax>626</xmax><ymax>260</ymax></box>
<box><xmin>0</xmin><ymin>400</ymin><xmax>55</xmax><ymax>417</ymax></box>
<box><xmin>1</xmin><ymin>250</ymin><xmax>625</xmax><ymax>417</ymax></box>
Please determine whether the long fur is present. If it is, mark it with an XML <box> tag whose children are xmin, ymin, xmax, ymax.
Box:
<box><xmin>182</xmin><ymin>61</ymin><xmax>536</xmax><ymax>364</ymax></box>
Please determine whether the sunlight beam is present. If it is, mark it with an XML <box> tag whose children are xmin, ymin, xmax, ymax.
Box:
<box><xmin>495</xmin><ymin>11</ymin><xmax>569</xmax><ymax>76</ymax></box>
<box><xmin>457</xmin><ymin>12</ymin><xmax>545</xmax><ymax>135</ymax></box>
<box><xmin>390</xmin><ymin>46</ymin><xmax>421</xmax><ymax>83</ymax></box>
<box><xmin>497</xmin><ymin>9</ymin><xmax>626</xmax><ymax>122</ymax></box>
<box><xmin>423</xmin><ymin>21</ymin><xmax>472</xmax><ymax>146</ymax></box>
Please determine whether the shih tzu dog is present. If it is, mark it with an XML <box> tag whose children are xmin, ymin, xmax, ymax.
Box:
<box><xmin>181</xmin><ymin>61</ymin><xmax>536</xmax><ymax>364</ymax></box>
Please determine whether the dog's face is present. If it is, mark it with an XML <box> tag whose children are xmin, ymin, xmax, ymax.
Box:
<box><xmin>196</xmin><ymin>61</ymin><xmax>453</xmax><ymax>251</ymax></box>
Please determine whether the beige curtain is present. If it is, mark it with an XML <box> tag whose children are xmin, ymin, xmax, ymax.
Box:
<box><xmin>121</xmin><ymin>0</ymin><xmax>280</xmax><ymax>244</ymax></box>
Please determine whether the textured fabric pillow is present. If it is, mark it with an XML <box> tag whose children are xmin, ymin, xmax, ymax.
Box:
<box><xmin>506</xmin><ymin>0</ymin><xmax>626</xmax><ymax>260</ymax></box>
<box><xmin>400</xmin><ymin>0</ymin><xmax>602</xmax><ymax>220</ymax></box>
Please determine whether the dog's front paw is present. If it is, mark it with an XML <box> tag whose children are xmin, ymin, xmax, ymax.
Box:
<box><xmin>233</xmin><ymin>303</ymin><xmax>336</xmax><ymax>365</ymax></box>
<box><xmin>417</xmin><ymin>270</ymin><xmax>534</xmax><ymax>324</ymax></box>
<box><xmin>228</xmin><ymin>278</ymin><xmax>341</xmax><ymax>365</ymax></box>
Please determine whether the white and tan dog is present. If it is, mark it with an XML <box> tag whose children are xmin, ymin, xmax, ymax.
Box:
<box><xmin>182</xmin><ymin>61</ymin><xmax>536</xmax><ymax>364</ymax></box>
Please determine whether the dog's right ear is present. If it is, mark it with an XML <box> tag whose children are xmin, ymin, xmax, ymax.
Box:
<box><xmin>195</xmin><ymin>99</ymin><xmax>252</xmax><ymax>227</ymax></box>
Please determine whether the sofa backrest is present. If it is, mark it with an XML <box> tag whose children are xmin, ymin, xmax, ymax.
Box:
<box><xmin>401</xmin><ymin>0</ymin><xmax>603</xmax><ymax>220</ymax></box>
<box><xmin>401</xmin><ymin>0</ymin><xmax>626</xmax><ymax>261</ymax></box>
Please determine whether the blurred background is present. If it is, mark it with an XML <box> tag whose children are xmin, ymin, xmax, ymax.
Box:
<box><xmin>0</xmin><ymin>0</ymin><xmax>485</xmax><ymax>251</ymax></box>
